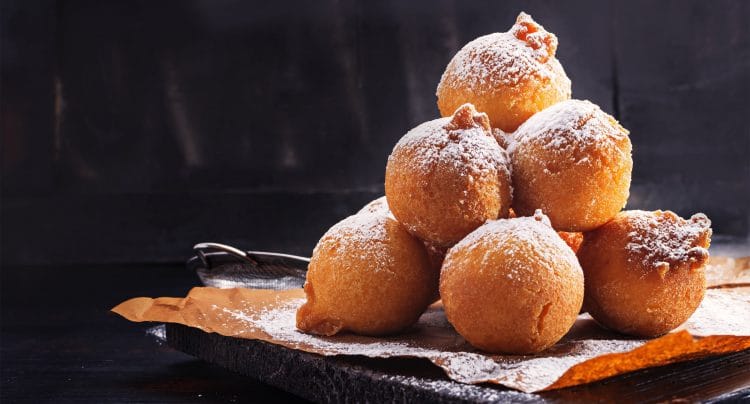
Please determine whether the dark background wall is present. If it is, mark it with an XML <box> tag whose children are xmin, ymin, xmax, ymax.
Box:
<box><xmin>2</xmin><ymin>0</ymin><xmax>749</xmax><ymax>265</ymax></box>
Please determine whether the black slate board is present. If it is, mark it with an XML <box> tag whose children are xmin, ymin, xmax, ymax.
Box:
<box><xmin>165</xmin><ymin>323</ymin><xmax>750</xmax><ymax>403</ymax></box>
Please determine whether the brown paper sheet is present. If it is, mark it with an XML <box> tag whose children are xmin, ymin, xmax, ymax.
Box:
<box><xmin>113</xmin><ymin>282</ymin><xmax>750</xmax><ymax>393</ymax></box>
<box><xmin>705</xmin><ymin>255</ymin><xmax>750</xmax><ymax>288</ymax></box>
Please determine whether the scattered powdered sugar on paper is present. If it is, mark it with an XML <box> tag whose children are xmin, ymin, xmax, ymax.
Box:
<box><xmin>680</xmin><ymin>288</ymin><xmax>750</xmax><ymax>336</ymax></box>
<box><xmin>482</xmin><ymin>338</ymin><xmax>644</xmax><ymax>392</ymax></box>
<box><xmin>113</xmin><ymin>284</ymin><xmax>750</xmax><ymax>393</ymax></box>
<box><xmin>205</xmin><ymin>287</ymin><xmax>749</xmax><ymax>392</ymax></box>
<box><xmin>256</xmin><ymin>298</ymin><xmax>438</xmax><ymax>357</ymax></box>
<box><xmin>434</xmin><ymin>352</ymin><xmax>503</xmax><ymax>384</ymax></box>
<box><xmin>705</xmin><ymin>256</ymin><xmax>750</xmax><ymax>287</ymax></box>
<box><xmin>217</xmin><ymin>296</ymin><xmax>651</xmax><ymax>392</ymax></box>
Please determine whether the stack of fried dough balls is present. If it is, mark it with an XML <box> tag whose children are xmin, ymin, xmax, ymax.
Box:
<box><xmin>296</xmin><ymin>11</ymin><xmax>712</xmax><ymax>352</ymax></box>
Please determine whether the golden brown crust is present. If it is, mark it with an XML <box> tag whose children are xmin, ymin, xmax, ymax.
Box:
<box><xmin>296</xmin><ymin>213</ymin><xmax>437</xmax><ymax>336</ymax></box>
<box><xmin>385</xmin><ymin>104</ymin><xmax>512</xmax><ymax>247</ymax></box>
<box><xmin>436</xmin><ymin>13</ymin><xmax>571</xmax><ymax>132</ymax></box>
<box><xmin>577</xmin><ymin>210</ymin><xmax>712</xmax><ymax>337</ymax></box>
<box><xmin>440</xmin><ymin>212</ymin><xmax>584</xmax><ymax>354</ymax></box>
<box><xmin>510</xmin><ymin>99</ymin><xmax>633</xmax><ymax>232</ymax></box>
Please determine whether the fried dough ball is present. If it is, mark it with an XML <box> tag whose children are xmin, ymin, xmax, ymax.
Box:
<box><xmin>440</xmin><ymin>211</ymin><xmax>584</xmax><ymax>354</ymax></box>
<box><xmin>358</xmin><ymin>196</ymin><xmax>443</xmax><ymax>301</ymax></box>
<box><xmin>296</xmin><ymin>212</ymin><xmax>437</xmax><ymax>336</ymax></box>
<box><xmin>385</xmin><ymin>104</ymin><xmax>512</xmax><ymax>247</ymax></box>
<box><xmin>558</xmin><ymin>231</ymin><xmax>583</xmax><ymax>253</ymax></box>
<box><xmin>437</xmin><ymin>12</ymin><xmax>571</xmax><ymax>132</ymax></box>
<box><xmin>578</xmin><ymin>210</ymin><xmax>712</xmax><ymax>337</ymax></box>
<box><xmin>510</xmin><ymin>99</ymin><xmax>632</xmax><ymax>232</ymax></box>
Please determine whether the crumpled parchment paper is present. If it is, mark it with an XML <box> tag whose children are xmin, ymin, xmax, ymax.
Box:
<box><xmin>113</xmin><ymin>264</ymin><xmax>750</xmax><ymax>393</ymax></box>
<box><xmin>705</xmin><ymin>255</ymin><xmax>750</xmax><ymax>288</ymax></box>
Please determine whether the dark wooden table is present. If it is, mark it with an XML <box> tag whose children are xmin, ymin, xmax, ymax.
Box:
<box><xmin>2</xmin><ymin>264</ymin><xmax>749</xmax><ymax>403</ymax></box>
<box><xmin>0</xmin><ymin>264</ymin><xmax>306</xmax><ymax>403</ymax></box>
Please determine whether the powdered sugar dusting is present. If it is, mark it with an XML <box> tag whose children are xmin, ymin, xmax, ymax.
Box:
<box><xmin>679</xmin><ymin>288</ymin><xmax>750</xmax><ymax>336</ymax></box>
<box><xmin>439</xmin><ymin>13</ymin><xmax>561</xmax><ymax>90</ymax></box>
<box><xmin>259</xmin><ymin>298</ymin><xmax>423</xmax><ymax>356</ymax></box>
<box><xmin>445</xmin><ymin>212</ymin><xmax>580</xmax><ymax>279</ymax></box>
<box><xmin>357</xmin><ymin>196</ymin><xmax>395</xmax><ymax>220</ymax></box>
<box><xmin>510</xmin><ymin>99</ymin><xmax>630</xmax><ymax>164</ymax></box>
<box><xmin>215</xmin><ymin>295</ymin><xmax>657</xmax><ymax>392</ymax></box>
<box><xmin>312</xmin><ymin>212</ymin><xmax>396</xmax><ymax>271</ymax></box>
<box><xmin>119</xmin><ymin>284</ymin><xmax>750</xmax><ymax>393</ymax></box>
<box><xmin>623</xmin><ymin>210</ymin><xmax>712</xmax><ymax>272</ymax></box>
<box><xmin>389</xmin><ymin>114</ymin><xmax>511</xmax><ymax>187</ymax></box>
<box><xmin>510</xmin><ymin>12</ymin><xmax>558</xmax><ymax>61</ymax></box>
